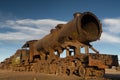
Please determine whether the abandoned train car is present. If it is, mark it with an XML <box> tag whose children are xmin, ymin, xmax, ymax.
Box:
<box><xmin>0</xmin><ymin>12</ymin><xmax>119</xmax><ymax>78</ymax></box>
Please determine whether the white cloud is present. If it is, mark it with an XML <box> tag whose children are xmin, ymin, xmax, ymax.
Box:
<box><xmin>15</xmin><ymin>19</ymin><xmax>65</xmax><ymax>27</ymax></box>
<box><xmin>101</xmin><ymin>18</ymin><xmax>120</xmax><ymax>43</ymax></box>
<box><xmin>100</xmin><ymin>32</ymin><xmax>120</xmax><ymax>43</ymax></box>
<box><xmin>102</xmin><ymin>18</ymin><xmax>120</xmax><ymax>34</ymax></box>
<box><xmin>0</xmin><ymin>19</ymin><xmax>66</xmax><ymax>41</ymax></box>
<box><xmin>0</xmin><ymin>32</ymin><xmax>31</xmax><ymax>40</ymax></box>
<box><xmin>1</xmin><ymin>18</ymin><xmax>120</xmax><ymax>44</ymax></box>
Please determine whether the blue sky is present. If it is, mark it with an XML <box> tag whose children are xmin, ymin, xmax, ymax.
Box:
<box><xmin>0</xmin><ymin>0</ymin><xmax>120</xmax><ymax>62</ymax></box>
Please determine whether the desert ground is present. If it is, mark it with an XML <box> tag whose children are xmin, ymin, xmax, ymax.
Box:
<box><xmin>0</xmin><ymin>69</ymin><xmax>120</xmax><ymax>80</ymax></box>
<box><xmin>105</xmin><ymin>69</ymin><xmax>120</xmax><ymax>80</ymax></box>
<box><xmin>0</xmin><ymin>70</ymin><xmax>80</xmax><ymax>80</ymax></box>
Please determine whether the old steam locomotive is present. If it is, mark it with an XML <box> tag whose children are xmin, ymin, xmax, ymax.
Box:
<box><xmin>0</xmin><ymin>12</ymin><xmax>119</xmax><ymax>78</ymax></box>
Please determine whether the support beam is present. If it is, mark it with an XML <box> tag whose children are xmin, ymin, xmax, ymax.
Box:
<box><xmin>66</xmin><ymin>47</ymin><xmax>70</xmax><ymax>57</ymax></box>
<box><xmin>49</xmin><ymin>49</ymin><xmax>55</xmax><ymax>59</ymax></box>
<box><xmin>89</xmin><ymin>46</ymin><xmax>99</xmax><ymax>53</ymax></box>
<box><xmin>57</xmin><ymin>49</ymin><xmax>62</xmax><ymax>57</ymax></box>
<box><xmin>40</xmin><ymin>51</ymin><xmax>46</xmax><ymax>60</ymax></box>
<box><xmin>75</xmin><ymin>46</ymin><xmax>80</xmax><ymax>55</ymax></box>
<box><xmin>85</xmin><ymin>46</ymin><xmax>89</xmax><ymax>54</ymax></box>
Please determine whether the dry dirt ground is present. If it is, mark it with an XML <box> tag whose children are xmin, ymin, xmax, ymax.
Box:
<box><xmin>0</xmin><ymin>70</ymin><xmax>80</xmax><ymax>80</ymax></box>
<box><xmin>105</xmin><ymin>69</ymin><xmax>120</xmax><ymax>80</ymax></box>
<box><xmin>0</xmin><ymin>69</ymin><xmax>120</xmax><ymax>80</ymax></box>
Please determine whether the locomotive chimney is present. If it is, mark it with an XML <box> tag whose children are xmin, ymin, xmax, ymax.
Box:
<box><xmin>73</xmin><ymin>12</ymin><xmax>81</xmax><ymax>18</ymax></box>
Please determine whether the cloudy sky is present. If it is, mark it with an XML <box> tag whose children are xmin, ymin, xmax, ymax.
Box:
<box><xmin>0</xmin><ymin>0</ymin><xmax>120</xmax><ymax>62</ymax></box>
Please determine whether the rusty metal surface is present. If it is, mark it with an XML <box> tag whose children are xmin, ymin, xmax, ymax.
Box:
<box><xmin>35</xmin><ymin>12</ymin><xmax>102</xmax><ymax>53</ymax></box>
<box><xmin>22</xmin><ymin>40</ymin><xmax>39</xmax><ymax>62</ymax></box>
<box><xmin>0</xmin><ymin>12</ymin><xmax>119</xmax><ymax>79</ymax></box>
<box><xmin>89</xmin><ymin>54</ymin><xmax>119</xmax><ymax>69</ymax></box>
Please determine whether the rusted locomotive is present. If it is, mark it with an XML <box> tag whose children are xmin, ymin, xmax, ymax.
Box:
<box><xmin>0</xmin><ymin>12</ymin><xmax>119</xmax><ymax>79</ymax></box>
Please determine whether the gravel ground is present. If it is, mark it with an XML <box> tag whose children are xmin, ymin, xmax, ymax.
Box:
<box><xmin>0</xmin><ymin>69</ymin><xmax>120</xmax><ymax>80</ymax></box>
<box><xmin>0</xmin><ymin>70</ymin><xmax>80</xmax><ymax>80</ymax></box>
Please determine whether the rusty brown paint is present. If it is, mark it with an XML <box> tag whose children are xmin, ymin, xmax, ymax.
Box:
<box><xmin>0</xmin><ymin>12</ymin><xmax>119</xmax><ymax>79</ymax></box>
<box><xmin>35</xmin><ymin>12</ymin><xmax>102</xmax><ymax>54</ymax></box>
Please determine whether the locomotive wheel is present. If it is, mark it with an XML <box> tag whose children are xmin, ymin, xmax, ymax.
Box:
<box><xmin>96</xmin><ymin>69</ymin><xmax>105</xmax><ymax>77</ymax></box>
<box><xmin>78</xmin><ymin>66</ymin><xmax>86</xmax><ymax>78</ymax></box>
<box><xmin>66</xmin><ymin>69</ymin><xmax>70</xmax><ymax>76</ymax></box>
